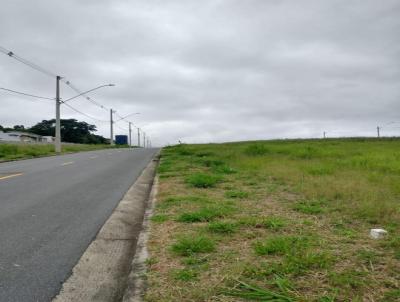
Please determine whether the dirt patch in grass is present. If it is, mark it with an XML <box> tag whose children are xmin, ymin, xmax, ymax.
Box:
<box><xmin>146</xmin><ymin>139</ymin><xmax>400</xmax><ymax>301</ymax></box>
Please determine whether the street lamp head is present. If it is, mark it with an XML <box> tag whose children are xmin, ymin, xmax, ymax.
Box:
<box><xmin>108</xmin><ymin>84</ymin><xmax>116</xmax><ymax>87</ymax></box>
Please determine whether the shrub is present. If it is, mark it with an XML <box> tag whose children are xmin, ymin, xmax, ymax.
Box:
<box><xmin>172</xmin><ymin>235</ymin><xmax>215</xmax><ymax>256</ymax></box>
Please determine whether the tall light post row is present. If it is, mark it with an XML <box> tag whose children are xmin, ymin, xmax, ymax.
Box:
<box><xmin>54</xmin><ymin>77</ymin><xmax>150</xmax><ymax>151</ymax></box>
<box><xmin>54</xmin><ymin>76</ymin><xmax>115</xmax><ymax>152</ymax></box>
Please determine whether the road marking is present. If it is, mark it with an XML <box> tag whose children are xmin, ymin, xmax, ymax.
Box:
<box><xmin>108</xmin><ymin>152</ymin><xmax>113</xmax><ymax>155</ymax></box>
<box><xmin>89</xmin><ymin>156</ymin><xmax>98</xmax><ymax>159</ymax></box>
<box><xmin>117</xmin><ymin>150</ymin><xmax>122</xmax><ymax>153</ymax></box>
<box><xmin>0</xmin><ymin>173</ymin><xmax>23</xmax><ymax>181</ymax></box>
<box><xmin>61</xmin><ymin>161</ymin><xmax>74</xmax><ymax>166</ymax></box>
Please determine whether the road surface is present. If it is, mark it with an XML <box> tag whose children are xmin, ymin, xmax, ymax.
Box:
<box><xmin>0</xmin><ymin>148</ymin><xmax>158</xmax><ymax>302</ymax></box>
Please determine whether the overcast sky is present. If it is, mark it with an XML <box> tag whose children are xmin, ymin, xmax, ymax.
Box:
<box><xmin>1</xmin><ymin>0</ymin><xmax>399</xmax><ymax>146</ymax></box>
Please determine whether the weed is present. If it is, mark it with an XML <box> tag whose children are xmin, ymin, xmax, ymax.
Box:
<box><xmin>177</xmin><ymin>206</ymin><xmax>228</xmax><ymax>222</ymax></box>
<box><xmin>186</xmin><ymin>173</ymin><xmax>221</xmax><ymax>188</ymax></box>
<box><xmin>254</xmin><ymin>235</ymin><xmax>309</xmax><ymax>255</ymax></box>
<box><xmin>284</xmin><ymin>251</ymin><xmax>333</xmax><ymax>274</ymax></box>
<box><xmin>207</xmin><ymin>221</ymin><xmax>236</xmax><ymax>234</ymax></box>
<box><xmin>171</xmin><ymin>235</ymin><xmax>216</xmax><ymax>256</ymax></box>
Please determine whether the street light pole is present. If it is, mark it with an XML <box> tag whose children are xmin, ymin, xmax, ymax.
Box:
<box><xmin>129</xmin><ymin>122</ymin><xmax>132</xmax><ymax>147</ymax></box>
<box><xmin>55</xmin><ymin>76</ymin><xmax>62</xmax><ymax>153</ymax></box>
<box><xmin>137</xmin><ymin>128</ymin><xmax>140</xmax><ymax>147</ymax></box>
<box><xmin>143</xmin><ymin>132</ymin><xmax>146</xmax><ymax>148</ymax></box>
<box><xmin>110</xmin><ymin>109</ymin><xmax>114</xmax><ymax>145</ymax></box>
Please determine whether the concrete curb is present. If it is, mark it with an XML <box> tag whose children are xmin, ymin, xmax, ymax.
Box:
<box><xmin>53</xmin><ymin>154</ymin><xmax>159</xmax><ymax>302</ymax></box>
<box><xmin>121</xmin><ymin>175</ymin><xmax>158</xmax><ymax>302</ymax></box>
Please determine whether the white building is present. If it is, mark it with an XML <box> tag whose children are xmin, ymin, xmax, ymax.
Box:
<box><xmin>0</xmin><ymin>131</ymin><xmax>53</xmax><ymax>143</ymax></box>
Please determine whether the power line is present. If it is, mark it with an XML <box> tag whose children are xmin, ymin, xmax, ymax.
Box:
<box><xmin>63</xmin><ymin>102</ymin><xmax>108</xmax><ymax>123</ymax></box>
<box><xmin>62</xmin><ymin>79</ymin><xmax>110</xmax><ymax>112</ymax></box>
<box><xmin>0</xmin><ymin>45</ymin><xmax>57</xmax><ymax>78</ymax></box>
<box><xmin>0</xmin><ymin>45</ymin><xmax>111</xmax><ymax>113</ymax></box>
<box><xmin>0</xmin><ymin>87</ymin><xmax>54</xmax><ymax>100</ymax></box>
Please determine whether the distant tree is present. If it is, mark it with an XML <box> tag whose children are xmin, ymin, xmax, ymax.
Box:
<box><xmin>13</xmin><ymin>125</ymin><xmax>25</xmax><ymax>131</ymax></box>
<box><xmin>29</xmin><ymin>119</ymin><xmax>107</xmax><ymax>144</ymax></box>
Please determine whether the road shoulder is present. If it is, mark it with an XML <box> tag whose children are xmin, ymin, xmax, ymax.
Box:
<box><xmin>53</xmin><ymin>154</ymin><xmax>159</xmax><ymax>302</ymax></box>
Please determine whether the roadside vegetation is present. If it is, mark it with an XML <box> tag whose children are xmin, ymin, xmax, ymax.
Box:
<box><xmin>146</xmin><ymin>138</ymin><xmax>400</xmax><ymax>301</ymax></box>
<box><xmin>0</xmin><ymin>143</ymin><xmax>127</xmax><ymax>161</ymax></box>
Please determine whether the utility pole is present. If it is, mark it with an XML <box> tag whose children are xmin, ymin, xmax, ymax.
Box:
<box><xmin>377</xmin><ymin>126</ymin><xmax>380</xmax><ymax>138</ymax></box>
<box><xmin>323</xmin><ymin>131</ymin><xmax>326</xmax><ymax>139</ymax></box>
<box><xmin>55</xmin><ymin>76</ymin><xmax>62</xmax><ymax>153</ymax></box>
<box><xmin>143</xmin><ymin>132</ymin><xmax>146</xmax><ymax>148</ymax></box>
<box><xmin>137</xmin><ymin>128</ymin><xmax>140</xmax><ymax>147</ymax></box>
<box><xmin>128</xmin><ymin>122</ymin><xmax>132</xmax><ymax>147</ymax></box>
<box><xmin>110</xmin><ymin>109</ymin><xmax>114</xmax><ymax>145</ymax></box>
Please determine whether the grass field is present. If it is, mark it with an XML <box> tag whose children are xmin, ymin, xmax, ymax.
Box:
<box><xmin>0</xmin><ymin>143</ymin><xmax>127</xmax><ymax>161</ymax></box>
<box><xmin>146</xmin><ymin>138</ymin><xmax>400</xmax><ymax>301</ymax></box>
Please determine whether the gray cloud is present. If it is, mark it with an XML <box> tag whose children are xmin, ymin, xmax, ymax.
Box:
<box><xmin>1</xmin><ymin>0</ymin><xmax>400</xmax><ymax>145</ymax></box>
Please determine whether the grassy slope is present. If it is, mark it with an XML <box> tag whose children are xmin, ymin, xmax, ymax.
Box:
<box><xmin>146</xmin><ymin>138</ymin><xmax>400</xmax><ymax>302</ymax></box>
<box><xmin>0</xmin><ymin>143</ymin><xmax>126</xmax><ymax>161</ymax></box>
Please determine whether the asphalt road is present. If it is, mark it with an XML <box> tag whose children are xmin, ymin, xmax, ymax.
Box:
<box><xmin>0</xmin><ymin>148</ymin><xmax>158</xmax><ymax>302</ymax></box>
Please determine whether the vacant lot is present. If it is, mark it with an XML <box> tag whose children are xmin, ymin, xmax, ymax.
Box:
<box><xmin>146</xmin><ymin>138</ymin><xmax>400</xmax><ymax>301</ymax></box>
<box><xmin>0</xmin><ymin>143</ymin><xmax>126</xmax><ymax>161</ymax></box>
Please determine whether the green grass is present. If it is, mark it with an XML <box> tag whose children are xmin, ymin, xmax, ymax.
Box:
<box><xmin>254</xmin><ymin>235</ymin><xmax>313</xmax><ymax>256</ymax></box>
<box><xmin>177</xmin><ymin>206</ymin><xmax>227</xmax><ymax>222</ymax></box>
<box><xmin>147</xmin><ymin>138</ymin><xmax>400</xmax><ymax>301</ymax></box>
<box><xmin>207</xmin><ymin>221</ymin><xmax>237</xmax><ymax>234</ymax></box>
<box><xmin>262</xmin><ymin>217</ymin><xmax>287</xmax><ymax>230</ymax></box>
<box><xmin>172</xmin><ymin>268</ymin><xmax>198</xmax><ymax>281</ymax></box>
<box><xmin>185</xmin><ymin>173</ymin><xmax>221</xmax><ymax>188</ymax></box>
<box><xmin>292</xmin><ymin>198</ymin><xmax>326</xmax><ymax>215</ymax></box>
<box><xmin>171</xmin><ymin>235</ymin><xmax>216</xmax><ymax>256</ymax></box>
<box><xmin>225</xmin><ymin>279</ymin><xmax>294</xmax><ymax>301</ymax></box>
<box><xmin>0</xmin><ymin>143</ymin><xmax>125</xmax><ymax>161</ymax></box>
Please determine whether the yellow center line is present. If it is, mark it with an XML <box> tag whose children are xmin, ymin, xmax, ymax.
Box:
<box><xmin>61</xmin><ymin>161</ymin><xmax>74</xmax><ymax>166</ymax></box>
<box><xmin>0</xmin><ymin>173</ymin><xmax>23</xmax><ymax>181</ymax></box>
